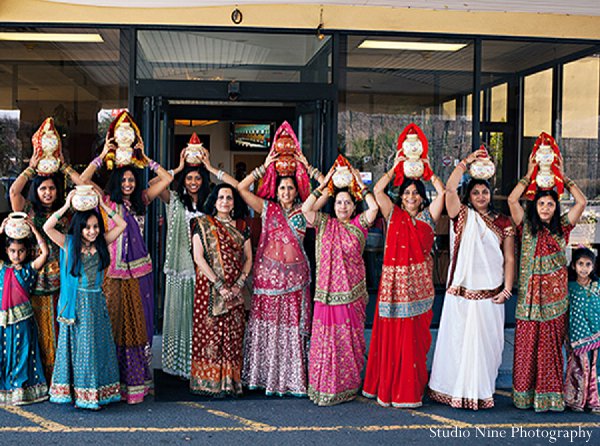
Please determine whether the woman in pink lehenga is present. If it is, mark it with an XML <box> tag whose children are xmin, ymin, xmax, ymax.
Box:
<box><xmin>302</xmin><ymin>160</ymin><xmax>378</xmax><ymax>405</ymax></box>
<box><xmin>239</xmin><ymin>121</ymin><xmax>323</xmax><ymax>396</ymax></box>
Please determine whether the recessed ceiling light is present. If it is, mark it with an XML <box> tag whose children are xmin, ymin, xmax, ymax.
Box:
<box><xmin>358</xmin><ymin>40</ymin><xmax>467</xmax><ymax>51</ymax></box>
<box><xmin>0</xmin><ymin>32</ymin><xmax>104</xmax><ymax>43</ymax></box>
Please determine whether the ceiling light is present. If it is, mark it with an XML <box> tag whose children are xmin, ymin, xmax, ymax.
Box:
<box><xmin>358</xmin><ymin>40</ymin><xmax>467</xmax><ymax>51</ymax></box>
<box><xmin>0</xmin><ymin>32</ymin><xmax>104</xmax><ymax>43</ymax></box>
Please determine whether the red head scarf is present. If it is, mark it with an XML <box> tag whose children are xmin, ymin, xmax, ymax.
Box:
<box><xmin>524</xmin><ymin>132</ymin><xmax>564</xmax><ymax>200</ymax></box>
<box><xmin>393</xmin><ymin>123</ymin><xmax>433</xmax><ymax>186</ymax></box>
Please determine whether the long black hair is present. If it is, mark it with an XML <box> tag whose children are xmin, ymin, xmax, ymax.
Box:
<box><xmin>66</xmin><ymin>210</ymin><xmax>111</xmax><ymax>277</ymax></box>
<box><xmin>175</xmin><ymin>165</ymin><xmax>210</xmax><ymax>212</ymax></box>
<box><xmin>395</xmin><ymin>178</ymin><xmax>430</xmax><ymax>211</ymax></box>
<box><xmin>2</xmin><ymin>236</ymin><xmax>32</xmax><ymax>263</ymax></box>
<box><xmin>27</xmin><ymin>173</ymin><xmax>64</xmax><ymax>215</ymax></box>
<box><xmin>204</xmin><ymin>183</ymin><xmax>248</xmax><ymax>220</ymax></box>
<box><xmin>462</xmin><ymin>178</ymin><xmax>496</xmax><ymax>213</ymax></box>
<box><xmin>526</xmin><ymin>189</ymin><xmax>562</xmax><ymax>236</ymax></box>
<box><xmin>568</xmin><ymin>247</ymin><xmax>598</xmax><ymax>282</ymax></box>
<box><xmin>105</xmin><ymin>167</ymin><xmax>145</xmax><ymax>215</ymax></box>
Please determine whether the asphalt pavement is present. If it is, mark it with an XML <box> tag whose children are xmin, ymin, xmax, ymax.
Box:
<box><xmin>2</xmin><ymin>384</ymin><xmax>600</xmax><ymax>446</ymax></box>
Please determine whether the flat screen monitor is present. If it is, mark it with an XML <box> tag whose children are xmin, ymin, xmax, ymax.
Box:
<box><xmin>230</xmin><ymin>122</ymin><xmax>274</xmax><ymax>151</ymax></box>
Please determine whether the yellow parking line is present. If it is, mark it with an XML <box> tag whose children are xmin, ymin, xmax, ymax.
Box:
<box><xmin>356</xmin><ymin>395</ymin><xmax>472</xmax><ymax>428</ymax></box>
<box><xmin>0</xmin><ymin>406</ymin><xmax>66</xmax><ymax>431</ymax></box>
<box><xmin>408</xmin><ymin>410</ymin><xmax>473</xmax><ymax>428</ymax></box>
<box><xmin>0</xmin><ymin>421</ymin><xmax>599</xmax><ymax>433</ymax></box>
<box><xmin>181</xmin><ymin>402</ymin><xmax>276</xmax><ymax>431</ymax></box>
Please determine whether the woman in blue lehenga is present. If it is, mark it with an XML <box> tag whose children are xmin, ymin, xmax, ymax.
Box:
<box><xmin>0</xmin><ymin>218</ymin><xmax>49</xmax><ymax>405</ymax></box>
<box><xmin>44</xmin><ymin>191</ymin><xmax>127</xmax><ymax>409</ymax></box>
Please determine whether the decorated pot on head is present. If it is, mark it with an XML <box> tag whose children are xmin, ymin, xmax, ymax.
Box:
<box><xmin>72</xmin><ymin>185</ymin><xmax>99</xmax><ymax>212</ymax></box>
<box><xmin>524</xmin><ymin>132</ymin><xmax>564</xmax><ymax>200</ymax></box>
<box><xmin>256</xmin><ymin>121</ymin><xmax>311</xmax><ymax>201</ymax></box>
<box><xmin>469</xmin><ymin>145</ymin><xmax>496</xmax><ymax>180</ymax></box>
<box><xmin>535</xmin><ymin>142</ymin><xmax>556</xmax><ymax>189</ymax></box>
<box><xmin>32</xmin><ymin>117</ymin><xmax>62</xmax><ymax>176</ymax></box>
<box><xmin>273</xmin><ymin>130</ymin><xmax>298</xmax><ymax>177</ymax></box>
<box><xmin>402</xmin><ymin>132</ymin><xmax>425</xmax><ymax>179</ymax></box>
<box><xmin>185</xmin><ymin>132</ymin><xmax>206</xmax><ymax>166</ymax></box>
<box><xmin>4</xmin><ymin>212</ymin><xmax>31</xmax><ymax>240</ymax></box>
<box><xmin>332</xmin><ymin>165</ymin><xmax>353</xmax><ymax>188</ymax></box>
<box><xmin>327</xmin><ymin>154</ymin><xmax>363</xmax><ymax>200</ymax></box>
<box><xmin>393</xmin><ymin>123</ymin><xmax>434</xmax><ymax>186</ymax></box>
<box><xmin>104</xmin><ymin>111</ymin><xmax>146</xmax><ymax>170</ymax></box>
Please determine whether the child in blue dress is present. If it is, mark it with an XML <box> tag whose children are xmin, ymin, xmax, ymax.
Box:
<box><xmin>0</xmin><ymin>217</ymin><xmax>49</xmax><ymax>405</ymax></box>
<box><xmin>44</xmin><ymin>190</ymin><xmax>127</xmax><ymax>409</ymax></box>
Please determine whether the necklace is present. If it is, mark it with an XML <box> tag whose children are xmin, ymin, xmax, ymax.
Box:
<box><xmin>82</xmin><ymin>242</ymin><xmax>94</xmax><ymax>256</ymax></box>
<box><xmin>215</xmin><ymin>215</ymin><xmax>233</xmax><ymax>224</ymax></box>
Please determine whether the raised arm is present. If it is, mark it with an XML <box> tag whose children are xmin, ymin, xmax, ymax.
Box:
<box><xmin>302</xmin><ymin>169</ymin><xmax>333</xmax><ymax>226</ymax></box>
<box><xmin>58</xmin><ymin>152</ymin><xmax>86</xmax><ymax>187</ymax></box>
<box><xmin>144</xmin><ymin>156</ymin><xmax>173</xmax><ymax>204</ymax></box>
<box><xmin>558</xmin><ymin>156</ymin><xmax>588</xmax><ymax>226</ymax></box>
<box><xmin>80</xmin><ymin>141</ymin><xmax>111</xmax><ymax>184</ymax></box>
<box><xmin>373</xmin><ymin>153</ymin><xmax>402</xmax><ymax>220</ymax></box>
<box><xmin>296</xmin><ymin>152</ymin><xmax>325</xmax><ymax>184</ymax></box>
<box><xmin>151</xmin><ymin>149</ymin><xmax>186</xmax><ymax>204</ymax></box>
<box><xmin>10</xmin><ymin>152</ymin><xmax>41</xmax><ymax>212</ymax></box>
<box><xmin>445</xmin><ymin>150</ymin><xmax>482</xmax><ymax>219</ymax></box>
<box><xmin>42</xmin><ymin>190</ymin><xmax>73</xmax><ymax>249</ymax></box>
<box><xmin>424</xmin><ymin>160</ymin><xmax>446</xmax><ymax>223</ymax></box>
<box><xmin>237</xmin><ymin>152</ymin><xmax>278</xmax><ymax>215</ymax></box>
<box><xmin>351</xmin><ymin>167</ymin><xmax>378</xmax><ymax>225</ymax></box>
<box><xmin>98</xmin><ymin>191</ymin><xmax>127</xmax><ymax>244</ymax></box>
<box><xmin>29</xmin><ymin>223</ymin><xmax>49</xmax><ymax>271</ymax></box>
<box><xmin>507</xmin><ymin>152</ymin><xmax>536</xmax><ymax>226</ymax></box>
<box><xmin>202</xmin><ymin>151</ymin><xmax>238</xmax><ymax>188</ymax></box>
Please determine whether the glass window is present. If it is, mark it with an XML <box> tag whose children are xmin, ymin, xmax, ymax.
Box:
<box><xmin>524</xmin><ymin>69</ymin><xmax>553</xmax><ymax>137</ymax></box>
<box><xmin>561</xmin><ymin>56</ymin><xmax>600</xmax><ymax>200</ymax></box>
<box><xmin>491</xmin><ymin>83</ymin><xmax>507</xmax><ymax>123</ymax></box>
<box><xmin>339</xmin><ymin>36</ymin><xmax>474</xmax><ymax>185</ymax></box>
<box><xmin>0</xmin><ymin>27</ymin><xmax>129</xmax><ymax>179</ymax></box>
<box><xmin>136</xmin><ymin>30</ymin><xmax>331</xmax><ymax>83</ymax></box>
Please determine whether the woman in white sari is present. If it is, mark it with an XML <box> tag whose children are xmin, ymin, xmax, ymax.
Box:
<box><xmin>429</xmin><ymin>148</ymin><xmax>515</xmax><ymax>410</ymax></box>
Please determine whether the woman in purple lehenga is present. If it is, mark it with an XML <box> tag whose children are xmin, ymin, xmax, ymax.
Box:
<box><xmin>80</xmin><ymin>111</ymin><xmax>172</xmax><ymax>403</ymax></box>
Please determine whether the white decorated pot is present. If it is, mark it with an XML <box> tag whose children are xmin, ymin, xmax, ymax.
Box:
<box><xmin>5</xmin><ymin>212</ymin><xmax>31</xmax><ymax>240</ymax></box>
<box><xmin>404</xmin><ymin>160</ymin><xmax>424</xmax><ymax>179</ymax></box>
<box><xmin>115</xmin><ymin>145</ymin><xmax>134</xmax><ymax>167</ymax></box>
<box><xmin>72</xmin><ymin>185</ymin><xmax>99</xmax><ymax>212</ymax></box>
<box><xmin>470</xmin><ymin>158</ymin><xmax>495</xmax><ymax>180</ymax></box>
<box><xmin>535</xmin><ymin>144</ymin><xmax>556</xmax><ymax>189</ymax></box>
<box><xmin>185</xmin><ymin>144</ymin><xmax>205</xmax><ymax>166</ymax></box>
<box><xmin>37</xmin><ymin>156</ymin><xmax>60</xmax><ymax>175</ymax></box>
<box><xmin>332</xmin><ymin>166</ymin><xmax>353</xmax><ymax>188</ymax></box>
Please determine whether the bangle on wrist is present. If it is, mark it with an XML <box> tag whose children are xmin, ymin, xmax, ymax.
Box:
<box><xmin>458</xmin><ymin>161</ymin><xmax>467</xmax><ymax>171</ymax></box>
<box><xmin>213</xmin><ymin>278</ymin><xmax>225</xmax><ymax>291</ymax></box>
<box><xmin>217</xmin><ymin>170</ymin><xmax>225</xmax><ymax>181</ymax></box>
<box><xmin>148</xmin><ymin>160</ymin><xmax>159</xmax><ymax>173</ymax></box>
<box><xmin>53</xmin><ymin>212</ymin><xmax>63</xmax><ymax>221</ymax></box>
<box><xmin>107</xmin><ymin>210</ymin><xmax>116</xmax><ymax>219</ymax></box>
<box><xmin>312</xmin><ymin>189</ymin><xmax>323</xmax><ymax>199</ymax></box>
<box><xmin>565</xmin><ymin>178</ymin><xmax>575</xmax><ymax>189</ymax></box>
<box><xmin>168</xmin><ymin>169</ymin><xmax>174</xmax><ymax>177</ymax></box>
<box><xmin>22</xmin><ymin>166</ymin><xmax>36</xmax><ymax>180</ymax></box>
<box><xmin>518</xmin><ymin>176</ymin><xmax>530</xmax><ymax>187</ymax></box>
<box><xmin>92</xmin><ymin>156</ymin><xmax>103</xmax><ymax>169</ymax></box>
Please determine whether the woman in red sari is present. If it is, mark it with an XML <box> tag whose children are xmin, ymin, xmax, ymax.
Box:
<box><xmin>362</xmin><ymin>153</ymin><xmax>445</xmax><ymax>408</ymax></box>
<box><xmin>190</xmin><ymin>184</ymin><xmax>252</xmax><ymax>396</ymax></box>
<box><xmin>508</xmin><ymin>152</ymin><xmax>586</xmax><ymax>412</ymax></box>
